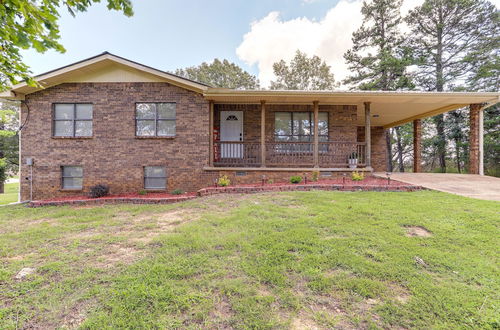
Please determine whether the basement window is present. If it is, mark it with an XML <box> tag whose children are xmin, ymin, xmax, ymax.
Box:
<box><xmin>61</xmin><ymin>166</ymin><xmax>83</xmax><ymax>189</ymax></box>
<box><xmin>144</xmin><ymin>166</ymin><xmax>167</xmax><ymax>190</ymax></box>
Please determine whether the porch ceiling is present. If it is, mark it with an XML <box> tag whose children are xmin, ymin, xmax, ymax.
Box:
<box><xmin>204</xmin><ymin>89</ymin><xmax>499</xmax><ymax>128</ymax></box>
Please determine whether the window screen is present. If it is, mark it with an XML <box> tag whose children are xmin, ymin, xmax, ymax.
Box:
<box><xmin>54</xmin><ymin>104</ymin><xmax>92</xmax><ymax>137</ymax></box>
<box><xmin>144</xmin><ymin>166</ymin><xmax>167</xmax><ymax>189</ymax></box>
<box><xmin>61</xmin><ymin>166</ymin><xmax>83</xmax><ymax>189</ymax></box>
<box><xmin>136</xmin><ymin>103</ymin><xmax>176</xmax><ymax>136</ymax></box>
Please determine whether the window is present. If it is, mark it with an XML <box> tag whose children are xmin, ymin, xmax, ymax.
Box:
<box><xmin>61</xmin><ymin>166</ymin><xmax>83</xmax><ymax>189</ymax></box>
<box><xmin>136</xmin><ymin>103</ymin><xmax>176</xmax><ymax>137</ymax></box>
<box><xmin>144</xmin><ymin>166</ymin><xmax>167</xmax><ymax>189</ymax></box>
<box><xmin>53</xmin><ymin>104</ymin><xmax>93</xmax><ymax>137</ymax></box>
<box><xmin>274</xmin><ymin>112</ymin><xmax>328</xmax><ymax>142</ymax></box>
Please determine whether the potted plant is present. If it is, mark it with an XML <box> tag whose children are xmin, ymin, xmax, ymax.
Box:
<box><xmin>348</xmin><ymin>152</ymin><xmax>358</xmax><ymax>169</ymax></box>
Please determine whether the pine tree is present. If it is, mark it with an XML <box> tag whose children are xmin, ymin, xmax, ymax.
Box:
<box><xmin>343</xmin><ymin>0</ymin><xmax>413</xmax><ymax>171</ymax></box>
<box><xmin>406</xmin><ymin>0</ymin><xmax>497</xmax><ymax>172</ymax></box>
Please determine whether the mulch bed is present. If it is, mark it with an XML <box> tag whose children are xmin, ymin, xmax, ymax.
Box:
<box><xmin>28</xmin><ymin>177</ymin><xmax>422</xmax><ymax>207</ymax></box>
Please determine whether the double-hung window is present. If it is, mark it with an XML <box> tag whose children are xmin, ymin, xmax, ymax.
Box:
<box><xmin>274</xmin><ymin>112</ymin><xmax>328</xmax><ymax>152</ymax></box>
<box><xmin>144</xmin><ymin>166</ymin><xmax>167</xmax><ymax>190</ymax></box>
<box><xmin>136</xmin><ymin>103</ymin><xmax>176</xmax><ymax>137</ymax></box>
<box><xmin>53</xmin><ymin>104</ymin><xmax>93</xmax><ymax>137</ymax></box>
<box><xmin>61</xmin><ymin>166</ymin><xmax>83</xmax><ymax>189</ymax></box>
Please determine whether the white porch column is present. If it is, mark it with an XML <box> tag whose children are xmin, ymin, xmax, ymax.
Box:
<box><xmin>364</xmin><ymin>102</ymin><xmax>371</xmax><ymax>168</ymax></box>
<box><xmin>313</xmin><ymin>101</ymin><xmax>319</xmax><ymax>168</ymax></box>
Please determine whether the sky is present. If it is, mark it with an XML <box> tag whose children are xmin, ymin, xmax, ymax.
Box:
<box><xmin>21</xmin><ymin>0</ymin><xmax>500</xmax><ymax>88</ymax></box>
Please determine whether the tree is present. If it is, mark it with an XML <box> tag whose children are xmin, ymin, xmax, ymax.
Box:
<box><xmin>343</xmin><ymin>0</ymin><xmax>413</xmax><ymax>171</ymax></box>
<box><xmin>0</xmin><ymin>0</ymin><xmax>133</xmax><ymax>91</ymax></box>
<box><xmin>175</xmin><ymin>59</ymin><xmax>259</xmax><ymax>89</ymax></box>
<box><xmin>0</xmin><ymin>100</ymin><xmax>20</xmax><ymax>193</ymax></box>
<box><xmin>406</xmin><ymin>0</ymin><xmax>497</xmax><ymax>172</ymax></box>
<box><xmin>270</xmin><ymin>50</ymin><xmax>337</xmax><ymax>90</ymax></box>
<box><xmin>466</xmin><ymin>13</ymin><xmax>500</xmax><ymax>176</ymax></box>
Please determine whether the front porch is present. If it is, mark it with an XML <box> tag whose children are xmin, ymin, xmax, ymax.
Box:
<box><xmin>207</xmin><ymin>101</ymin><xmax>375</xmax><ymax>170</ymax></box>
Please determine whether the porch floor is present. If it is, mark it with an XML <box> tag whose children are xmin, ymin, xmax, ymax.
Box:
<box><xmin>374</xmin><ymin>173</ymin><xmax>500</xmax><ymax>201</ymax></box>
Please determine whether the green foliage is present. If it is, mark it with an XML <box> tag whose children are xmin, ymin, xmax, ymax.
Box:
<box><xmin>351</xmin><ymin>171</ymin><xmax>365</xmax><ymax>181</ymax></box>
<box><xmin>0</xmin><ymin>0</ymin><xmax>133</xmax><ymax>91</ymax></box>
<box><xmin>138</xmin><ymin>190</ymin><xmax>147</xmax><ymax>195</ymax></box>
<box><xmin>88</xmin><ymin>184</ymin><xmax>109</xmax><ymax>198</ymax></box>
<box><xmin>289</xmin><ymin>175</ymin><xmax>302</xmax><ymax>184</ymax></box>
<box><xmin>0</xmin><ymin>158</ymin><xmax>7</xmax><ymax>184</ymax></box>
<box><xmin>270</xmin><ymin>50</ymin><xmax>337</xmax><ymax>90</ymax></box>
<box><xmin>217</xmin><ymin>175</ymin><xmax>231</xmax><ymax>187</ymax></box>
<box><xmin>0</xmin><ymin>100</ymin><xmax>19</xmax><ymax>175</ymax></box>
<box><xmin>171</xmin><ymin>189</ymin><xmax>183</xmax><ymax>195</ymax></box>
<box><xmin>311</xmin><ymin>171</ymin><xmax>319</xmax><ymax>182</ymax></box>
<box><xmin>175</xmin><ymin>59</ymin><xmax>259</xmax><ymax>89</ymax></box>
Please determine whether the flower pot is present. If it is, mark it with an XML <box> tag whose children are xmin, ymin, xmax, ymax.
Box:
<box><xmin>348</xmin><ymin>158</ymin><xmax>358</xmax><ymax>169</ymax></box>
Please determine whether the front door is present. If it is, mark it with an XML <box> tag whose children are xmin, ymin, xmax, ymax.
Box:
<box><xmin>220</xmin><ymin>111</ymin><xmax>243</xmax><ymax>158</ymax></box>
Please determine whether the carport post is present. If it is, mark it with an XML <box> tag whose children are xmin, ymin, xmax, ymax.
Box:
<box><xmin>469</xmin><ymin>104</ymin><xmax>483</xmax><ymax>175</ymax></box>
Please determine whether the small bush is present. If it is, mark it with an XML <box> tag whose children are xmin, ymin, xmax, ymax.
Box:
<box><xmin>351</xmin><ymin>171</ymin><xmax>365</xmax><ymax>181</ymax></box>
<box><xmin>171</xmin><ymin>189</ymin><xmax>183</xmax><ymax>195</ymax></box>
<box><xmin>267</xmin><ymin>179</ymin><xmax>274</xmax><ymax>184</ymax></box>
<box><xmin>217</xmin><ymin>175</ymin><xmax>231</xmax><ymax>187</ymax></box>
<box><xmin>89</xmin><ymin>184</ymin><xmax>109</xmax><ymax>198</ymax></box>
<box><xmin>311</xmin><ymin>171</ymin><xmax>319</xmax><ymax>182</ymax></box>
<box><xmin>290</xmin><ymin>176</ymin><xmax>302</xmax><ymax>184</ymax></box>
<box><xmin>138</xmin><ymin>190</ymin><xmax>147</xmax><ymax>195</ymax></box>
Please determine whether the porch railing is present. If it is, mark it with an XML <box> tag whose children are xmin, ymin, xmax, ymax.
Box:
<box><xmin>213</xmin><ymin>141</ymin><xmax>366</xmax><ymax>168</ymax></box>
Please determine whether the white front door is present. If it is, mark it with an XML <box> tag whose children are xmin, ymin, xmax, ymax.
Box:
<box><xmin>220</xmin><ymin>111</ymin><xmax>243</xmax><ymax>158</ymax></box>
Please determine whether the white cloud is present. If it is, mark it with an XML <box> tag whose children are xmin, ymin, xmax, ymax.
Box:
<box><xmin>236</xmin><ymin>0</ymin><xmax>428</xmax><ymax>88</ymax></box>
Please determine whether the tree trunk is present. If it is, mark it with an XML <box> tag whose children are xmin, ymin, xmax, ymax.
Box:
<box><xmin>434</xmin><ymin>114</ymin><xmax>447</xmax><ymax>172</ymax></box>
<box><xmin>455</xmin><ymin>137</ymin><xmax>461</xmax><ymax>173</ymax></box>
<box><xmin>395</xmin><ymin>126</ymin><xmax>405</xmax><ymax>172</ymax></box>
<box><xmin>0</xmin><ymin>181</ymin><xmax>4</xmax><ymax>194</ymax></box>
<box><xmin>434</xmin><ymin>5</ymin><xmax>447</xmax><ymax>173</ymax></box>
<box><xmin>385</xmin><ymin>129</ymin><xmax>393</xmax><ymax>172</ymax></box>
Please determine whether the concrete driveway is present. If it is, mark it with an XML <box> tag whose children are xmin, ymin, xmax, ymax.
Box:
<box><xmin>374</xmin><ymin>173</ymin><xmax>500</xmax><ymax>201</ymax></box>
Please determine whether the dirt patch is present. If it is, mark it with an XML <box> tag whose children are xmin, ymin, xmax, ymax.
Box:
<box><xmin>291</xmin><ymin>314</ymin><xmax>320</xmax><ymax>330</ymax></box>
<box><xmin>405</xmin><ymin>226</ymin><xmax>432</xmax><ymax>237</ymax></box>
<box><xmin>60</xmin><ymin>300</ymin><xmax>95</xmax><ymax>329</ymax></box>
<box><xmin>92</xmin><ymin>244</ymin><xmax>140</xmax><ymax>269</ymax></box>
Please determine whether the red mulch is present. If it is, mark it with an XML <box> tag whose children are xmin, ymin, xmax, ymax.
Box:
<box><xmin>31</xmin><ymin>176</ymin><xmax>407</xmax><ymax>206</ymax></box>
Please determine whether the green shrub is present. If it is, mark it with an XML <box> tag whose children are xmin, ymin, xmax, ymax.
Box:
<box><xmin>171</xmin><ymin>189</ymin><xmax>183</xmax><ymax>195</ymax></box>
<box><xmin>138</xmin><ymin>190</ymin><xmax>148</xmax><ymax>195</ymax></box>
<box><xmin>267</xmin><ymin>179</ymin><xmax>274</xmax><ymax>184</ymax></box>
<box><xmin>351</xmin><ymin>171</ymin><xmax>365</xmax><ymax>181</ymax></box>
<box><xmin>89</xmin><ymin>184</ymin><xmax>109</xmax><ymax>198</ymax></box>
<box><xmin>311</xmin><ymin>171</ymin><xmax>319</xmax><ymax>182</ymax></box>
<box><xmin>289</xmin><ymin>176</ymin><xmax>302</xmax><ymax>184</ymax></box>
<box><xmin>217</xmin><ymin>175</ymin><xmax>231</xmax><ymax>187</ymax></box>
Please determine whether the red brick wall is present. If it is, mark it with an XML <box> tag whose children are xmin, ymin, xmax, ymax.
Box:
<box><xmin>20</xmin><ymin>82</ymin><xmax>387</xmax><ymax>201</ymax></box>
<box><xmin>20</xmin><ymin>82</ymin><xmax>215</xmax><ymax>200</ymax></box>
<box><xmin>357</xmin><ymin>126</ymin><xmax>387</xmax><ymax>172</ymax></box>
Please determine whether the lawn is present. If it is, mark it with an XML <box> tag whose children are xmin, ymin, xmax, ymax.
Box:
<box><xmin>0</xmin><ymin>182</ymin><xmax>19</xmax><ymax>205</ymax></box>
<box><xmin>0</xmin><ymin>191</ymin><xmax>498</xmax><ymax>329</ymax></box>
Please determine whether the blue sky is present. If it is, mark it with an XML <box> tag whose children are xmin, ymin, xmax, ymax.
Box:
<box><xmin>22</xmin><ymin>0</ymin><xmax>338</xmax><ymax>82</ymax></box>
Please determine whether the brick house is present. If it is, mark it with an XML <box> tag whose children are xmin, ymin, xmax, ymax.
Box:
<box><xmin>1</xmin><ymin>53</ymin><xmax>498</xmax><ymax>201</ymax></box>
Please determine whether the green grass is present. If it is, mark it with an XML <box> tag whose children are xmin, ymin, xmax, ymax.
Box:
<box><xmin>0</xmin><ymin>182</ymin><xmax>19</xmax><ymax>205</ymax></box>
<box><xmin>0</xmin><ymin>191</ymin><xmax>498</xmax><ymax>329</ymax></box>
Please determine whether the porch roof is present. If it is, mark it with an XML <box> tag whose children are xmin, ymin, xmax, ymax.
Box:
<box><xmin>204</xmin><ymin>89</ymin><xmax>499</xmax><ymax>128</ymax></box>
